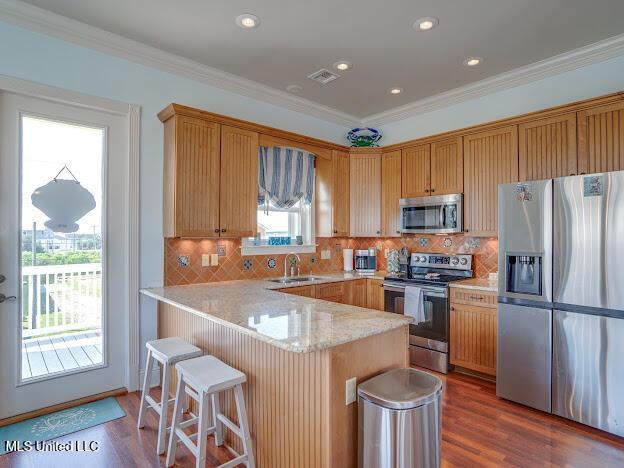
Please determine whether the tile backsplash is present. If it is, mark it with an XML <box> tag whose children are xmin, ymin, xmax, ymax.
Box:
<box><xmin>165</xmin><ymin>235</ymin><xmax>498</xmax><ymax>286</ymax></box>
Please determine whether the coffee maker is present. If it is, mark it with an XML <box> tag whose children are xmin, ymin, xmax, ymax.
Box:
<box><xmin>354</xmin><ymin>248</ymin><xmax>377</xmax><ymax>274</ymax></box>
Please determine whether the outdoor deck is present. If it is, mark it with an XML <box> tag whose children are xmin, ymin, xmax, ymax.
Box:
<box><xmin>21</xmin><ymin>330</ymin><xmax>103</xmax><ymax>380</ymax></box>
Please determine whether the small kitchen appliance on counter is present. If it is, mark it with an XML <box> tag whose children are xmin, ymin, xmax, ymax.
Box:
<box><xmin>355</xmin><ymin>248</ymin><xmax>377</xmax><ymax>274</ymax></box>
<box><xmin>383</xmin><ymin>252</ymin><xmax>473</xmax><ymax>373</ymax></box>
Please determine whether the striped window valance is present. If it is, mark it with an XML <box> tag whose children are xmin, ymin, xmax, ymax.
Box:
<box><xmin>258</xmin><ymin>146</ymin><xmax>316</xmax><ymax>208</ymax></box>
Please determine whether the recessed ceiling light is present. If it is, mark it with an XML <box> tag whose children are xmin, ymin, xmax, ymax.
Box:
<box><xmin>389</xmin><ymin>87</ymin><xmax>403</xmax><ymax>95</ymax></box>
<box><xmin>464</xmin><ymin>57</ymin><xmax>482</xmax><ymax>66</ymax></box>
<box><xmin>235</xmin><ymin>13</ymin><xmax>260</xmax><ymax>29</ymax></box>
<box><xmin>333</xmin><ymin>61</ymin><xmax>352</xmax><ymax>71</ymax></box>
<box><xmin>286</xmin><ymin>84</ymin><xmax>303</xmax><ymax>93</ymax></box>
<box><xmin>413</xmin><ymin>17</ymin><xmax>439</xmax><ymax>31</ymax></box>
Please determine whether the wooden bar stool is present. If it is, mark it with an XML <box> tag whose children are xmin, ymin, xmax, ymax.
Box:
<box><xmin>137</xmin><ymin>337</ymin><xmax>202</xmax><ymax>455</ymax></box>
<box><xmin>166</xmin><ymin>355</ymin><xmax>255</xmax><ymax>468</ymax></box>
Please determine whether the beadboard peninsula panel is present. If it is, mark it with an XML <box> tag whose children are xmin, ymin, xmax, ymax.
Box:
<box><xmin>158</xmin><ymin>302</ymin><xmax>408</xmax><ymax>467</ymax></box>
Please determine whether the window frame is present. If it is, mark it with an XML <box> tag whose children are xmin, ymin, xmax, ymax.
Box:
<box><xmin>241</xmin><ymin>198</ymin><xmax>316</xmax><ymax>256</ymax></box>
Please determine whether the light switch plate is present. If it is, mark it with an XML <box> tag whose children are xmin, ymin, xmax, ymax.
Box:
<box><xmin>320</xmin><ymin>249</ymin><xmax>331</xmax><ymax>260</ymax></box>
<box><xmin>345</xmin><ymin>377</ymin><xmax>357</xmax><ymax>405</ymax></box>
<box><xmin>211</xmin><ymin>254</ymin><xmax>219</xmax><ymax>266</ymax></box>
<box><xmin>201</xmin><ymin>254</ymin><xmax>210</xmax><ymax>267</ymax></box>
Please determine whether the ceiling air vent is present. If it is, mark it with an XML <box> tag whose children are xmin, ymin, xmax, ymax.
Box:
<box><xmin>307</xmin><ymin>68</ymin><xmax>340</xmax><ymax>84</ymax></box>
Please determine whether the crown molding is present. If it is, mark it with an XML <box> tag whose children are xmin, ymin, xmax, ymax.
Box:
<box><xmin>363</xmin><ymin>33</ymin><xmax>624</xmax><ymax>127</ymax></box>
<box><xmin>0</xmin><ymin>0</ymin><xmax>360</xmax><ymax>128</ymax></box>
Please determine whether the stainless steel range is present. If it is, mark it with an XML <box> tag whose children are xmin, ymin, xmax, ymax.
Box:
<box><xmin>384</xmin><ymin>252</ymin><xmax>473</xmax><ymax>373</ymax></box>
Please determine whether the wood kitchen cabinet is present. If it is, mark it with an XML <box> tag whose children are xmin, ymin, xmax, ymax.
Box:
<box><xmin>161</xmin><ymin>111</ymin><xmax>259</xmax><ymax>238</ymax></box>
<box><xmin>316</xmin><ymin>150</ymin><xmax>350</xmax><ymax>237</ymax></box>
<box><xmin>381</xmin><ymin>150</ymin><xmax>402</xmax><ymax>237</ymax></box>
<box><xmin>366</xmin><ymin>278</ymin><xmax>385</xmax><ymax>311</ymax></box>
<box><xmin>316</xmin><ymin>282</ymin><xmax>345</xmax><ymax>303</ymax></box>
<box><xmin>449</xmin><ymin>288</ymin><xmax>497</xmax><ymax>376</ymax></box>
<box><xmin>430</xmin><ymin>137</ymin><xmax>463</xmax><ymax>195</ymax></box>
<box><xmin>344</xmin><ymin>279</ymin><xmax>368</xmax><ymax>307</ymax></box>
<box><xmin>519</xmin><ymin>113</ymin><xmax>577</xmax><ymax>181</ymax></box>
<box><xmin>577</xmin><ymin>101</ymin><xmax>624</xmax><ymax>174</ymax></box>
<box><xmin>401</xmin><ymin>138</ymin><xmax>463</xmax><ymax>198</ymax></box>
<box><xmin>401</xmin><ymin>144</ymin><xmax>430</xmax><ymax>197</ymax></box>
<box><xmin>162</xmin><ymin>115</ymin><xmax>221</xmax><ymax>238</ymax></box>
<box><xmin>219</xmin><ymin>125</ymin><xmax>259</xmax><ymax>238</ymax></box>
<box><xmin>350</xmin><ymin>153</ymin><xmax>381</xmax><ymax>237</ymax></box>
<box><xmin>463</xmin><ymin>125</ymin><xmax>518</xmax><ymax>236</ymax></box>
<box><xmin>277</xmin><ymin>285</ymin><xmax>316</xmax><ymax>298</ymax></box>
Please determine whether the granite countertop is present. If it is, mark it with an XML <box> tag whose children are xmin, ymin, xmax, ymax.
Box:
<box><xmin>140</xmin><ymin>272</ymin><xmax>410</xmax><ymax>354</ymax></box>
<box><xmin>451</xmin><ymin>277</ymin><xmax>498</xmax><ymax>292</ymax></box>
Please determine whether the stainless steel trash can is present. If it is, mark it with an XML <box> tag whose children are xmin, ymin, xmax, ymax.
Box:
<box><xmin>358</xmin><ymin>368</ymin><xmax>442</xmax><ymax>468</ymax></box>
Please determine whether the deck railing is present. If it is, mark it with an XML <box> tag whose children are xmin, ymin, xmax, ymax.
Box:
<box><xmin>22</xmin><ymin>263</ymin><xmax>102</xmax><ymax>338</ymax></box>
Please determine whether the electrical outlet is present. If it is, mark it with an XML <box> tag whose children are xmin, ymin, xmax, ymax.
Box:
<box><xmin>320</xmin><ymin>249</ymin><xmax>331</xmax><ymax>260</ymax></box>
<box><xmin>345</xmin><ymin>377</ymin><xmax>357</xmax><ymax>405</ymax></box>
<box><xmin>201</xmin><ymin>254</ymin><xmax>210</xmax><ymax>267</ymax></box>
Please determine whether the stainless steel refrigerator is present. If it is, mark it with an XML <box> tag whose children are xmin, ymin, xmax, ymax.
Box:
<box><xmin>497</xmin><ymin>171</ymin><xmax>624</xmax><ymax>437</ymax></box>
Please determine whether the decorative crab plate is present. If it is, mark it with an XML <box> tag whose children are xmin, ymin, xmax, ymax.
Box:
<box><xmin>347</xmin><ymin>127</ymin><xmax>382</xmax><ymax>147</ymax></box>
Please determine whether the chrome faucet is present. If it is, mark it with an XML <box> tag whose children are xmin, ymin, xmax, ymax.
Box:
<box><xmin>284</xmin><ymin>253</ymin><xmax>301</xmax><ymax>278</ymax></box>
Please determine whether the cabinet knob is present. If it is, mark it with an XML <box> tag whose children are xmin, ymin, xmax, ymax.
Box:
<box><xmin>396</xmin><ymin>230</ymin><xmax>400</xmax><ymax>234</ymax></box>
<box><xmin>430</xmin><ymin>188</ymin><xmax>435</xmax><ymax>193</ymax></box>
<box><xmin>424</xmin><ymin>189</ymin><xmax>430</xmax><ymax>193</ymax></box>
<box><xmin>333</xmin><ymin>230</ymin><xmax>338</xmax><ymax>234</ymax></box>
<box><xmin>580</xmin><ymin>172</ymin><xmax>586</xmax><ymax>175</ymax></box>
<box><xmin>451</xmin><ymin>306</ymin><xmax>455</xmax><ymax>311</ymax></box>
<box><xmin>570</xmin><ymin>173</ymin><xmax>576</xmax><ymax>176</ymax></box>
<box><xmin>214</xmin><ymin>228</ymin><xmax>220</xmax><ymax>233</ymax></box>
<box><xmin>221</xmin><ymin>229</ymin><xmax>227</xmax><ymax>233</ymax></box>
<box><xmin>376</xmin><ymin>231</ymin><xmax>380</xmax><ymax>235</ymax></box>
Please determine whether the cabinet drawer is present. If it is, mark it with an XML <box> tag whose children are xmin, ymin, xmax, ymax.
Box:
<box><xmin>279</xmin><ymin>285</ymin><xmax>316</xmax><ymax>298</ymax></box>
<box><xmin>316</xmin><ymin>282</ymin><xmax>345</xmax><ymax>301</ymax></box>
<box><xmin>450</xmin><ymin>288</ymin><xmax>497</xmax><ymax>308</ymax></box>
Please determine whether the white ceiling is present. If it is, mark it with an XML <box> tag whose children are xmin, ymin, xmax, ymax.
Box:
<box><xmin>19</xmin><ymin>0</ymin><xmax>624</xmax><ymax>118</ymax></box>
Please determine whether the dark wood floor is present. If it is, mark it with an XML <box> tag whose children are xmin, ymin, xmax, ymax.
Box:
<box><xmin>2</xmin><ymin>370</ymin><xmax>624</xmax><ymax>467</ymax></box>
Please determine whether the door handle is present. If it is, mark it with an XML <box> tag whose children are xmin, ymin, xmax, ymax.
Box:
<box><xmin>0</xmin><ymin>293</ymin><xmax>17</xmax><ymax>303</ymax></box>
<box><xmin>0</xmin><ymin>274</ymin><xmax>5</xmax><ymax>284</ymax></box>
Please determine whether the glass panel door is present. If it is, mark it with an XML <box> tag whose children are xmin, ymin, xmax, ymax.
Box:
<box><xmin>20</xmin><ymin>115</ymin><xmax>105</xmax><ymax>381</ymax></box>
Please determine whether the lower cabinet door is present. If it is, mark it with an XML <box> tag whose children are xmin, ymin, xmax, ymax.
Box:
<box><xmin>366</xmin><ymin>279</ymin><xmax>385</xmax><ymax>310</ymax></box>
<box><xmin>450</xmin><ymin>303</ymin><xmax>497</xmax><ymax>376</ymax></box>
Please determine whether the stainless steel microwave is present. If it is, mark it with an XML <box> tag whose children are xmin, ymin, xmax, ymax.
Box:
<box><xmin>400</xmin><ymin>194</ymin><xmax>462</xmax><ymax>234</ymax></box>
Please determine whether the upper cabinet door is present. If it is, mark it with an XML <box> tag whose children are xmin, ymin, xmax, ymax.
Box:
<box><xmin>350</xmin><ymin>153</ymin><xmax>381</xmax><ymax>237</ymax></box>
<box><xmin>463</xmin><ymin>126</ymin><xmax>518</xmax><ymax>236</ymax></box>
<box><xmin>166</xmin><ymin>115</ymin><xmax>221</xmax><ymax>238</ymax></box>
<box><xmin>578</xmin><ymin>101</ymin><xmax>624</xmax><ymax>175</ymax></box>
<box><xmin>219</xmin><ymin>125</ymin><xmax>259</xmax><ymax>238</ymax></box>
<box><xmin>381</xmin><ymin>151</ymin><xmax>402</xmax><ymax>237</ymax></box>
<box><xmin>519</xmin><ymin>113</ymin><xmax>577</xmax><ymax>181</ymax></box>
<box><xmin>314</xmin><ymin>154</ymin><xmax>333</xmax><ymax>238</ymax></box>
<box><xmin>332</xmin><ymin>151</ymin><xmax>350</xmax><ymax>236</ymax></box>
<box><xmin>430</xmin><ymin>137</ymin><xmax>463</xmax><ymax>195</ymax></box>
<box><xmin>401</xmin><ymin>144</ymin><xmax>431</xmax><ymax>197</ymax></box>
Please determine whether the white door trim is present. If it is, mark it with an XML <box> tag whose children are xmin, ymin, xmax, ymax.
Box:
<box><xmin>0</xmin><ymin>73</ymin><xmax>141</xmax><ymax>391</ymax></box>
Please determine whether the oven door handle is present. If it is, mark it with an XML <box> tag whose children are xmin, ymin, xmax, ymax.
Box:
<box><xmin>383</xmin><ymin>283</ymin><xmax>447</xmax><ymax>297</ymax></box>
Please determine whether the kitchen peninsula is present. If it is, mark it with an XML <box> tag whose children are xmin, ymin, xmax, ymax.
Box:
<box><xmin>141</xmin><ymin>275</ymin><xmax>411</xmax><ymax>468</ymax></box>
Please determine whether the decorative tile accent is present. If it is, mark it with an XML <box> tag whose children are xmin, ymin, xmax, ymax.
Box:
<box><xmin>419</xmin><ymin>237</ymin><xmax>429</xmax><ymax>247</ymax></box>
<box><xmin>177</xmin><ymin>255</ymin><xmax>189</xmax><ymax>267</ymax></box>
<box><xmin>267</xmin><ymin>258</ymin><xmax>277</xmax><ymax>269</ymax></box>
<box><xmin>334</xmin><ymin>244</ymin><xmax>341</xmax><ymax>252</ymax></box>
<box><xmin>217</xmin><ymin>243</ymin><xmax>227</xmax><ymax>256</ymax></box>
<box><xmin>466</xmin><ymin>237</ymin><xmax>481</xmax><ymax>250</ymax></box>
<box><xmin>443</xmin><ymin>237</ymin><xmax>452</xmax><ymax>248</ymax></box>
<box><xmin>243</xmin><ymin>259</ymin><xmax>253</xmax><ymax>270</ymax></box>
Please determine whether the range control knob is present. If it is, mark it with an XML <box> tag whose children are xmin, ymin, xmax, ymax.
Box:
<box><xmin>459</xmin><ymin>257</ymin><xmax>468</xmax><ymax>265</ymax></box>
<box><xmin>420</xmin><ymin>256</ymin><xmax>427</xmax><ymax>263</ymax></box>
<box><xmin>451</xmin><ymin>257</ymin><xmax>459</xmax><ymax>265</ymax></box>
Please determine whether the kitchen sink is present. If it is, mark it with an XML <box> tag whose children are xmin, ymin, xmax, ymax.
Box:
<box><xmin>268</xmin><ymin>276</ymin><xmax>324</xmax><ymax>284</ymax></box>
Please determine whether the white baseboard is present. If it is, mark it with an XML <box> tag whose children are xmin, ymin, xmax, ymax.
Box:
<box><xmin>138</xmin><ymin>365</ymin><xmax>161</xmax><ymax>389</ymax></box>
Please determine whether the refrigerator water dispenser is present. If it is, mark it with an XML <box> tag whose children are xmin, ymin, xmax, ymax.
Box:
<box><xmin>506</xmin><ymin>254</ymin><xmax>543</xmax><ymax>296</ymax></box>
